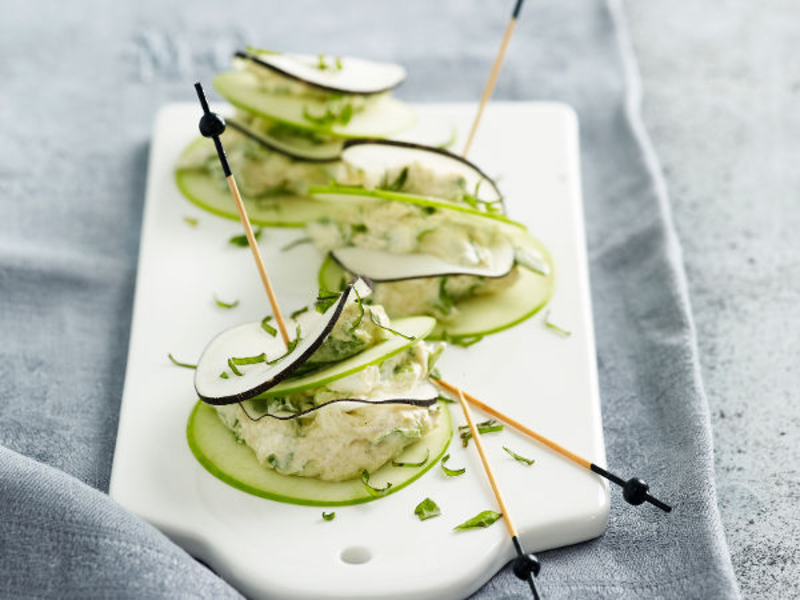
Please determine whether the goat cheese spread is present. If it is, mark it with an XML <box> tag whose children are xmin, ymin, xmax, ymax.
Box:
<box><xmin>308</xmin><ymin>199</ymin><xmax>519</xmax><ymax>320</ymax></box>
<box><xmin>214</xmin><ymin>299</ymin><xmax>444</xmax><ymax>481</ymax></box>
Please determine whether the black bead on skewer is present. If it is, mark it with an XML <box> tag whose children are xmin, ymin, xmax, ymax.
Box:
<box><xmin>193</xmin><ymin>82</ymin><xmax>232</xmax><ymax>177</ymax></box>
<box><xmin>511</xmin><ymin>536</ymin><xmax>541</xmax><ymax>600</ymax></box>
<box><xmin>590</xmin><ymin>465</ymin><xmax>672</xmax><ymax>513</ymax></box>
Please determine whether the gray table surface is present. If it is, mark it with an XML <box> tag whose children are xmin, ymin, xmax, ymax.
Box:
<box><xmin>624</xmin><ymin>2</ymin><xmax>800</xmax><ymax>597</ymax></box>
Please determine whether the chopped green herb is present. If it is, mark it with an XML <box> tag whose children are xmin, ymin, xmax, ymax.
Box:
<box><xmin>335</xmin><ymin>56</ymin><xmax>343</xmax><ymax>70</ymax></box>
<box><xmin>503</xmin><ymin>446</ymin><xmax>535</xmax><ymax>466</ymax></box>
<box><xmin>440</xmin><ymin>331</ymin><xmax>485</xmax><ymax>348</ymax></box>
<box><xmin>436</xmin><ymin>393</ymin><xmax>455</xmax><ymax>404</ymax></box>
<box><xmin>436</xmin><ymin>125</ymin><xmax>458</xmax><ymax>150</ymax></box>
<box><xmin>229</xmin><ymin>228</ymin><xmax>262</xmax><ymax>247</ymax></box>
<box><xmin>369</xmin><ymin>312</ymin><xmax>416</xmax><ymax>340</ymax></box>
<box><xmin>322</xmin><ymin>511</ymin><xmax>336</xmax><ymax>521</ymax></box>
<box><xmin>290</xmin><ymin>306</ymin><xmax>309</xmax><ymax>319</ymax></box>
<box><xmin>315</xmin><ymin>289</ymin><xmax>340</xmax><ymax>313</ymax></box>
<box><xmin>454</xmin><ymin>510</ymin><xmax>502</xmax><ymax>531</ymax></box>
<box><xmin>392</xmin><ymin>449</ymin><xmax>430</xmax><ymax>468</ymax></box>
<box><xmin>414</xmin><ymin>498</ymin><xmax>441</xmax><ymax>521</ymax></box>
<box><xmin>361</xmin><ymin>469</ymin><xmax>392</xmax><ymax>497</ymax></box>
<box><xmin>230</xmin><ymin>353</ymin><xmax>268</xmax><ymax>369</ymax></box>
<box><xmin>167</xmin><ymin>353</ymin><xmax>196</xmax><ymax>369</ymax></box>
<box><xmin>459</xmin><ymin>419</ymin><xmax>504</xmax><ymax>447</ymax></box>
<box><xmin>183</xmin><ymin>216</ymin><xmax>199</xmax><ymax>227</ymax></box>
<box><xmin>544</xmin><ymin>311</ymin><xmax>572</xmax><ymax>337</ymax></box>
<box><xmin>214</xmin><ymin>295</ymin><xmax>240</xmax><ymax>309</ymax></box>
<box><xmin>441</xmin><ymin>453</ymin><xmax>465</xmax><ymax>477</ymax></box>
<box><xmin>302</xmin><ymin>103</ymin><xmax>353</xmax><ymax>128</ymax></box>
<box><xmin>350</xmin><ymin>285</ymin><xmax>365</xmax><ymax>332</ymax></box>
<box><xmin>260</xmin><ymin>315</ymin><xmax>277</xmax><ymax>337</ymax></box>
<box><xmin>378</xmin><ymin>166</ymin><xmax>409</xmax><ymax>192</ymax></box>
<box><xmin>429</xmin><ymin>368</ymin><xmax>442</xmax><ymax>381</ymax></box>
<box><xmin>219</xmin><ymin>372</ymin><xmax>229</xmax><ymax>379</ymax></box>
<box><xmin>265</xmin><ymin>324</ymin><xmax>302</xmax><ymax>364</ymax></box>
<box><xmin>281</xmin><ymin>237</ymin><xmax>312</xmax><ymax>252</ymax></box>
<box><xmin>434</xmin><ymin>278</ymin><xmax>455</xmax><ymax>316</ymax></box>
<box><xmin>227</xmin><ymin>357</ymin><xmax>243</xmax><ymax>376</ymax></box>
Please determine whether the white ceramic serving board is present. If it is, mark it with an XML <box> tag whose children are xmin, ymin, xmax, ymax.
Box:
<box><xmin>110</xmin><ymin>102</ymin><xmax>608</xmax><ymax>600</ymax></box>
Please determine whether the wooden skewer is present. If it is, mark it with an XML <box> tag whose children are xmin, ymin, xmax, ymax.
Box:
<box><xmin>436</xmin><ymin>378</ymin><xmax>672</xmax><ymax>513</ymax></box>
<box><xmin>462</xmin><ymin>0</ymin><xmax>527</xmax><ymax>158</ymax></box>
<box><xmin>453</xmin><ymin>387</ymin><xmax>541</xmax><ymax>598</ymax></box>
<box><xmin>193</xmin><ymin>82</ymin><xmax>291</xmax><ymax>347</ymax></box>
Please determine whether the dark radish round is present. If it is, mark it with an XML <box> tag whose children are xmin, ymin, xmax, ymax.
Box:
<box><xmin>194</xmin><ymin>279</ymin><xmax>368</xmax><ymax>405</ymax></box>
<box><xmin>341</xmin><ymin>139</ymin><xmax>504</xmax><ymax>206</ymax></box>
<box><xmin>236</xmin><ymin>51</ymin><xmax>406</xmax><ymax>96</ymax></box>
<box><xmin>329</xmin><ymin>238</ymin><xmax>515</xmax><ymax>282</ymax></box>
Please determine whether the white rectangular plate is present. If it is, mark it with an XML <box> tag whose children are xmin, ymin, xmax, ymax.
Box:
<box><xmin>110</xmin><ymin>102</ymin><xmax>608</xmax><ymax>600</ymax></box>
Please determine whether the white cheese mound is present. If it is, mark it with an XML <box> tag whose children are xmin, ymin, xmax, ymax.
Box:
<box><xmin>214</xmin><ymin>342</ymin><xmax>442</xmax><ymax>482</ymax></box>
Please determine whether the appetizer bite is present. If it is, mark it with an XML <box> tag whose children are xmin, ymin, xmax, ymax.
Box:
<box><xmin>188</xmin><ymin>279</ymin><xmax>452</xmax><ymax>505</ymax></box>
<box><xmin>307</xmin><ymin>140</ymin><xmax>555</xmax><ymax>344</ymax></box>
<box><xmin>175</xmin><ymin>49</ymin><xmax>415</xmax><ymax>227</ymax></box>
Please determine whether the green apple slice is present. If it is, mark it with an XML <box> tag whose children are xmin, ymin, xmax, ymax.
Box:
<box><xmin>187</xmin><ymin>400</ymin><xmax>452</xmax><ymax>506</ymax></box>
<box><xmin>308</xmin><ymin>184</ymin><xmax>526</xmax><ymax>231</ymax></box>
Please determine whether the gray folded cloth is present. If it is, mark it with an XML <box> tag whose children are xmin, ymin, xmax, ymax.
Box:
<box><xmin>0</xmin><ymin>0</ymin><xmax>739</xmax><ymax>598</ymax></box>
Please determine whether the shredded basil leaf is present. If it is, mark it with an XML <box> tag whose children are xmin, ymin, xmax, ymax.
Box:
<box><xmin>378</xmin><ymin>166</ymin><xmax>409</xmax><ymax>192</ymax></box>
<box><xmin>350</xmin><ymin>285</ymin><xmax>365</xmax><ymax>332</ymax></box>
<box><xmin>183</xmin><ymin>216</ymin><xmax>198</xmax><ymax>227</ymax></box>
<box><xmin>544</xmin><ymin>311</ymin><xmax>572</xmax><ymax>337</ymax></box>
<box><xmin>265</xmin><ymin>324</ymin><xmax>302</xmax><ymax>365</ymax></box>
<box><xmin>454</xmin><ymin>510</ymin><xmax>502</xmax><ymax>531</ymax></box>
<box><xmin>435</xmin><ymin>393</ymin><xmax>454</xmax><ymax>404</ymax></box>
<box><xmin>302</xmin><ymin>103</ymin><xmax>353</xmax><ymax>128</ymax></box>
<box><xmin>281</xmin><ymin>237</ymin><xmax>312</xmax><ymax>252</ymax></box>
<box><xmin>229</xmin><ymin>228</ymin><xmax>262</xmax><ymax>247</ymax></box>
<box><xmin>335</xmin><ymin>56</ymin><xmax>343</xmax><ymax>70</ymax></box>
<box><xmin>414</xmin><ymin>497</ymin><xmax>441</xmax><ymax>521</ymax></box>
<box><xmin>503</xmin><ymin>446</ymin><xmax>535</xmax><ymax>466</ymax></box>
<box><xmin>290</xmin><ymin>306</ymin><xmax>309</xmax><ymax>319</ymax></box>
<box><xmin>168</xmin><ymin>353</ymin><xmax>196</xmax><ymax>369</ymax></box>
<box><xmin>315</xmin><ymin>289</ymin><xmax>340</xmax><ymax>313</ymax></box>
<box><xmin>322</xmin><ymin>511</ymin><xmax>336</xmax><ymax>521</ymax></box>
<box><xmin>227</xmin><ymin>358</ymin><xmax>243</xmax><ymax>376</ymax></box>
<box><xmin>219</xmin><ymin>372</ymin><xmax>229</xmax><ymax>379</ymax></box>
<box><xmin>392</xmin><ymin>449</ymin><xmax>430</xmax><ymax>468</ymax></box>
<box><xmin>441</xmin><ymin>453</ymin><xmax>465</xmax><ymax>477</ymax></box>
<box><xmin>440</xmin><ymin>331</ymin><xmax>484</xmax><ymax>348</ymax></box>
<box><xmin>436</xmin><ymin>125</ymin><xmax>458</xmax><ymax>150</ymax></box>
<box><xmin>361</xmin><ymin>469</ymin><xmax>392</xmax><ymax>497</ymax></box>
<box><xmin>459</xmin><ymin>419</ymin><xmax>504</xmax><ymax>447</ymax></box>
<box><xmin>214</xmin><ymin>295</ymin><xmax>240</xmax><ymax>309</ymax></box>
<box><xmin>369</xmin><ymin>312</ymin><xmax>416</xmax><ymax>340</ymax></box>
<box><xmin>260</xmin><ymin>315</ymin><xmax>277</xmax><ymax>337</ymax></box>
<box><xmin>231</xmin><ymin>353</ymin><xmax>268</xmax><ymax>366</ymax></box>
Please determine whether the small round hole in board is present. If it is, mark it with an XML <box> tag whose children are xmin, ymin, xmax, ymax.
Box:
<box><xmin>340</xmin><ymin>546</ymin><xmax>372</xmax><ymax>565</ymax></box>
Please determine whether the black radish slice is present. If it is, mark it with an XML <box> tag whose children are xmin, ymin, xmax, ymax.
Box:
<box><xmin>186</xmin><ymin>400</ymin><xmax>452</xmax><ymax>506</ymax></box>
<box><xmin>227</xmin><ymin>118</ymin><xmax>343</xmax><ymax>163</ymax></box>
<box><xmin>195</xmin><ymin>280</ymin><xmax>366</xmax><ymax>405</ymax></box>
<box><xmin>329</xmin><ymin>239</ymin><xmax>515</xmax><ymax>282</ymax></box>
<box><xmin>238</xmin><ymin>381</ymin><xmax>440</xmax><ymax>421</ymax></box>
<box><xmin>309</xmin><ymin>185</ymin><xmax>526</xmax><ymax>231</ymax></box>
<box><xmin>340</xmin><ymin>139</ymin><xmax>503</xmax><ymax>205</ymax></box>
<box><xmin>236</xmin><ymin>51</ymin><xmax>406</xmax><ymax>95</ymax></box>
<box><xmin>214</xmin><ymin>71</ymin><xmax>415</xmax><ymax>139</ymax></box>
<box><xmin>318</xmin><ymin>234</ymin><xmax>554</xmax><ymax>342</ymax></box>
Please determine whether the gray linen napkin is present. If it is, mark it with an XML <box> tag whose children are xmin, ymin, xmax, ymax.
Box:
<box><xmin>0</xmin><ymin>0</ymin><xmax>739</xmax><ymax>597</ymax></box>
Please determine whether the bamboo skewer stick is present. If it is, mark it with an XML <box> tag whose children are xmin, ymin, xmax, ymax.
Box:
<box><xmin>436</xmin><ymin>378</ymin><xmax>672</xmax><ymax>513</ymax></box>
<box><xmin>454</xmin><ymin>387</ymin><xmax>541</xmax><ymax>598</ymax></box>
<box><xmin>462</xmin><ymin>0</ymin><xmax>527</xmax><ymax>158</ymax></box>
<box><xmin>193</xmin><ymin>82</ymin><xmax>291</xmax><ymax>347</ymax></box>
